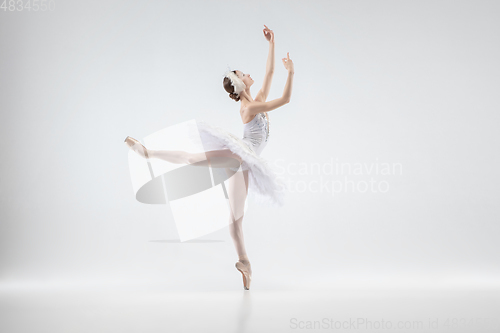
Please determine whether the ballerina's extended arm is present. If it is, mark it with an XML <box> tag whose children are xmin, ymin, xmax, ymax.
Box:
<box><xmin>254</xmin><ymin>25</ymin><xmax>275</xmax><ymax>103</ymax></box>
<box><xmin>243</xmin><ymin>51</ymin><xmax>294</xmax><ymax>116</ymax></box>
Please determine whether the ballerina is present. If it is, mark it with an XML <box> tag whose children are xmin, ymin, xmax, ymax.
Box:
<box><xmin>124</xmin><ymin>24</ymin><xmax>294</xmax><ymax>290</ymax></box>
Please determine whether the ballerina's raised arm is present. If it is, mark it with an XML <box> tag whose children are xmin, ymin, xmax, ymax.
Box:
<box><xmin>254</xmin><ymin>25</ymin><xmax>275</xmax><ymax>103</ymax></box>
<box><xmin>243</xmin><ymin>51</ymin><xmax>294</xmax><ymax>116</ymax></box>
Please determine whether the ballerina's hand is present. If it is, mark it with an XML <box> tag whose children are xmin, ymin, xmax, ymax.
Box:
<box><xmin>263</xmin><ymin>24</ymin><xmax>274</xmax><ymax>43</ymax></box>
<box><xmin>282</xmin><ymin>52</ymin><xmax>294</xmax><ymax>73</ymax></box>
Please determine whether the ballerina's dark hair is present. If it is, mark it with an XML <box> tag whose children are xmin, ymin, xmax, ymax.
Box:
<box><xmin>223</xmin><ymin>70</ymin><xmax>240</xmax><ymax>102</ymax></box>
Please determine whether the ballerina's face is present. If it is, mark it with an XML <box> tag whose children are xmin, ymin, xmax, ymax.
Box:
<box><xmin>236</xmin><ymin>70</ymin><xmax>254</xmax><ymax>88</ymax></box>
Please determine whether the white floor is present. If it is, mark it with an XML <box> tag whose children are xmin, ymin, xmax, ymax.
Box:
<box><xmin>1</xmin><ymin>284</ymin><xmax>499</xmax><ymax>333</ymax></box>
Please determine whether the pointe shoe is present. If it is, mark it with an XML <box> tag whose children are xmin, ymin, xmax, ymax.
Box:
<box><xmin>124</xmin><ymin>136</ymin><xmax>149</xmax><ymax>159</ymax></box>
<box><xmin>235</xmin><ymin>260</ymin><xmax>252</xmax><ymax>290</ymax></box>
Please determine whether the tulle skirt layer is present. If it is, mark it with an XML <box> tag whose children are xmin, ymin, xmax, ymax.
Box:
<box><xmin>190</xmin><ymin>119</ymin><xmax>285</xmax><ymax>207</ymax></box>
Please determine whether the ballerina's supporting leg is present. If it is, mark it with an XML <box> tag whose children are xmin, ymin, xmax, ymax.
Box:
<box><xmin>151</xmin><ymin>146</ymin><xmax>253</xmax><ymax>285</ymax></box>
<box><xmin>227</xmin><ymin>169</ymin><xmax>251</xmax><ymax>261</ymax></box>
<box><xmin>228</xmin><ymin>169</ymin><xmax>252</xmax><ymax>289</ymax></box>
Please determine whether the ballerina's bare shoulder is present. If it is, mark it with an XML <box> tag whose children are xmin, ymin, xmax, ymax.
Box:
<box><xmin>240</xmin><ymin>102</ymin><xmax>268</xmax><ymax>124</ymax></box>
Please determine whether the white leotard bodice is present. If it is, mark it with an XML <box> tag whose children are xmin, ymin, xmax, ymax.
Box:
<box><xmin>241</xmin><ymin>113</ymin><xmax>269</xmax><ymax>156</ymax></box>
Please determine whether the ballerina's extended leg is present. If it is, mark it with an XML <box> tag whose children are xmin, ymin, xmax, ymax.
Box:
<box><xmin>124</xmin><ymin>136</ymin><xmax>243</xmax><ymax>167</ymax></box>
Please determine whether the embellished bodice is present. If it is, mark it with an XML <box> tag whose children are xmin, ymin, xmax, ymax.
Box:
<box><xmin>241</xmin><ymin>113</ymin><xmax>270</xmax><ymax>156</ymax></box>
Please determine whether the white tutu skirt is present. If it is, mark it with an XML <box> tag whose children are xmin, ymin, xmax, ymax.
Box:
<box><xmin>189</xmin><ymin>119</ymin><xmax>286</xmax><ymax>207</ymax></box>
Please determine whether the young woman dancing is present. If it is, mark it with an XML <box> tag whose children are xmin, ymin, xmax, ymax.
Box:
<box><xmin>124</xmin><ymin>25</ymin><xmax>294</xmax><ymax>290</ymax></box>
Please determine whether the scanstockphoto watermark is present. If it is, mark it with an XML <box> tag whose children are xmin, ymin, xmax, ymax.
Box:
<box><xmin>274</xmin><ymin>158</ymin><xmax>403</xmax><ymax>195</ymax></box>
<box><xmin>290</xmin><ymin>317</ymin><xmax>424</xmax><ymax>330</ymax></box>
<box><xmin>289</xmin><ymin>317</ymin><xmax>499</xmax><ymax>330</ymax></box>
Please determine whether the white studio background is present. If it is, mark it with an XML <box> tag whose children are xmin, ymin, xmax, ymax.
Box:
<box><xmin>1</xmin><ymin>0</ymin><xmax>499</xmax><ymax>292</ymax></box>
